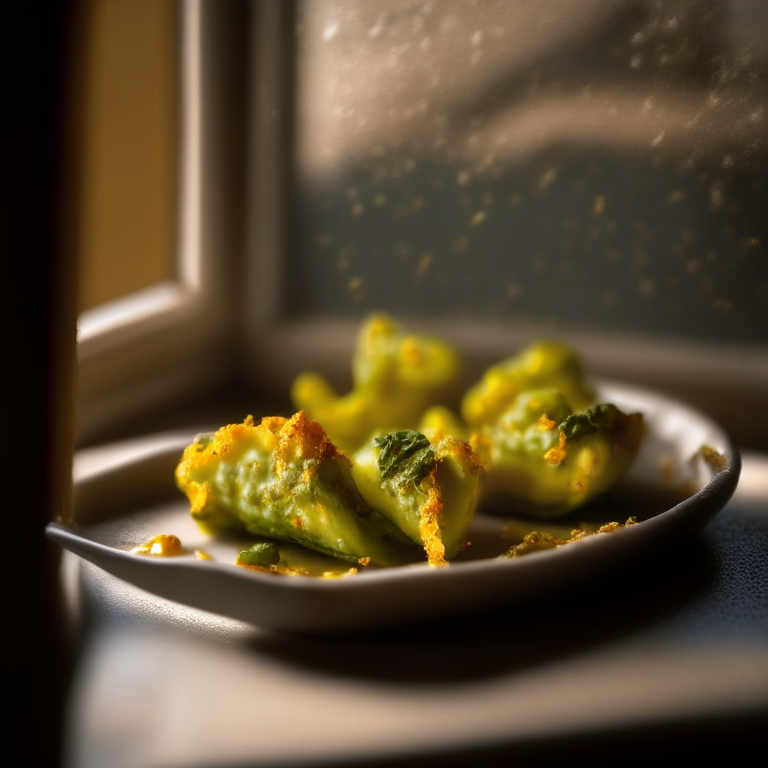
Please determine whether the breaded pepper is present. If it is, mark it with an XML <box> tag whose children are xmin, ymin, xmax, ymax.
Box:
<box><xmin>175</xmin><ymin>412</ymin><xmax>419</xmax><ymax>566</ymax></box>
<box><xmin>418</xmin><ymin>406</ymin><xmax>469</xmax><ymax>442</ymax></box>
<box><xmin>462</xmin><ymin>339</ymin><xmax>594</xmax><ymax>428</ymax></box>
<box><xmin>292</xmin><ymin>314</ymin><xmax>461</xmax><ymax>453</ymax></box>
<box><xmin>472</xmin><ymin>389</ymin><xmax>644</xmax><ymax>517</ymax></box>
<box><xmin>352</xmin><ymin>430</ymin><xmax>484</xmax><ymax>565</ymax></box>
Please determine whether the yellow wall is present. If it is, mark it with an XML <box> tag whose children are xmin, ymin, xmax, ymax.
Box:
<box><xmin>77</xmin><ymin>0</ymin><xmax>177</xmax><ymax>313</ymax></box>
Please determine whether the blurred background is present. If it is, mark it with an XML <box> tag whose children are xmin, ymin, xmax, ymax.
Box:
<box><xmin>79</xmin><ymin>0</ymin><xmax>768</xmax><ymax>331</ymax></box>
<box><xmin>290</xmin><ymin>0</ymin><xmax>768</xmax><ymax>342</ymax></box>
<box><xmin>71</xmin><ymin>0</ymin><xmax>767</xmax><ymax>447</ymax></box>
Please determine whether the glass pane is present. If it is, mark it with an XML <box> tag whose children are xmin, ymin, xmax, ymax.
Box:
<box><xmin>290</xmin><ymin>0</ymin><xmax>768</xmax><ymax>344</ymax></box>
<box><xmin>77</xmin><ymin>0</ymin><xmax>178</xmax><ymax>314</ymax></box>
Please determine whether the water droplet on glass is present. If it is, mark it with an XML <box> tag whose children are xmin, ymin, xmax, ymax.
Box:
<box><xmin>593</xmin><ymin>195</ymin><xmax>606</xmax><ymax>216</ymax></box>
<box><xmin>415</xmin><ymin>253</ymin><xmax>434</xmax><ymax>279</ymax></box>
<box><xmin>322</xmin><ymin>21</ymin><xmax>338</xmax><ymax>41</ymax></box>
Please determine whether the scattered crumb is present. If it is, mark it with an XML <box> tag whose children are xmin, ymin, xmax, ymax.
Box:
<box><xmin>132</xmin><ymin>534</ymin><xmax>185</xmax><ymax>557</ymax></box>
<box><xmin>538</xmin><ymin>414</ymin><xmax>557</xmax><ymax>432</ymax></box>
<box><xmin>503</xmin><ymin>517</ymin><xmax>638</xmax><ymax>558</ymax></box>
<box><xmin>697</xmin><ymin>444</ymin><xmax>728</xmax><ymax>472</ymax></box>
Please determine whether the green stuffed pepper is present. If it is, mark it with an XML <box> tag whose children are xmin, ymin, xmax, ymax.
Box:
<box><xmin>175</xmin><ymin>412</ymin><xmax>419</xmax><ymax>566</ymax></box>
<box><xmin>352</xmin><ymin>430</ymin><xmax>484</xmax><ymax>565</ymax></box>
<box><xmin>292</xmin><ymin>314</ymin><xmax>461</xmax><ymax>454</ymax></box>
<box><xmin>462</xmin><ymin>339</ymin><xmax>594</xmax><ymax>429</ymax></box>
<box><xmin>472</xmin><ymin>389</ymin><xmax>645</xmax><ymax>517</ymax></box>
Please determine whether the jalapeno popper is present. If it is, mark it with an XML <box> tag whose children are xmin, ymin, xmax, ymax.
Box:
<box><xmin>352</xmin><ymin>430</ymin><xmax>484</xmax><ymax>565</ymax></box>
<box><xmin>472</xmin><ymin>389</ymin><xmax>645</xmax><ymax>517</ymax></box>
<box><xmin>175</xmin><ymin>412</ymin><xmax>419</xmax><ymax>566</ymax></box>
<box><xmin>176</xmin><ymin>411</ymin><xmax>483</xmax><ymax>568</ymax></box>
<box><xmin>292</xmin><ymin>314</ymin><xmax>461</xmax><ymax>454</ymax></box>
<box><xmin>462</xmin><ymin>339</ymin><xmax>594</xmax><ymax>429</ymax></box>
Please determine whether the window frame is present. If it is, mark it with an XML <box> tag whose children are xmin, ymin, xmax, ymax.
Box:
<box><xmin>76</xmin><ymin>0</ymin><xmax>244</xmax><ymax>443</ymax></box>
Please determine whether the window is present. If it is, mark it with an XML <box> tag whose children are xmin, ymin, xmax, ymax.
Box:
<box><xmin>77</xmin><ymin>0</ymin><xmax>768</xmax><ymax>447</ymax></box>
<box><xmin>76</xmin><ymin>0</ymin><xmax>177</xmax><ymax>314</ymax></box>
<box><xmin>246</xmin><ymin>0</ymin><xmax>768</xmax><ymax>447</ymax></box>
<box><xmin>76</xmin><ymin>0</ymin><xmax>245</xmax><ymax>441</ymax></box>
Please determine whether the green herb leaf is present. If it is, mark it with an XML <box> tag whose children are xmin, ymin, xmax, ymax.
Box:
<box><xmin>559</xmin><ymin>403</ymin><xmax>623</xmax><ymax>441</ymax></box>
<box><xmin>375</xmin><ymin>430</ymin><xmax>436</xmax><ymax>487</ymax></box>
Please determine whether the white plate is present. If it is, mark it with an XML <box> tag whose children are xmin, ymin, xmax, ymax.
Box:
<box><xmin>47</xmin><ymin>381</ymin><xmax>739</xmax><ymax>633</ymax></box>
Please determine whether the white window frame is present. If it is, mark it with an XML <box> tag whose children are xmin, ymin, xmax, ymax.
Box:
<box><xmin>76</xmin><ymin>0</ymin><xmax>242</xmax><ymax>442</ymax></box>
